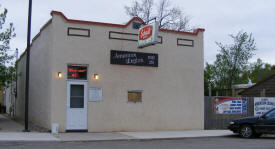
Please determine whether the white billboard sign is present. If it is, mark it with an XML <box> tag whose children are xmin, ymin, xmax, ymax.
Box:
<box><xmin>138</xmin><ymin>21</ymin><xmax>159</xmax><ymax>48</ymax></box>
<box><xmin>254</xmin><ymin>97</ymin><xmax>275</xmax><ymax>116</ymax></box>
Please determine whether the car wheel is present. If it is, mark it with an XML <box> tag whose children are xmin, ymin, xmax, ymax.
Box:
<box><xmin>240</xmin><ymin>125</ymin><xmax>254</xmax><ymax>138</ymax></box>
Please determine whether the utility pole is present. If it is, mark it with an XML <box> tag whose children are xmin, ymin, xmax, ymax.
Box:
<box><xmin>24</xmin><ymin>0</ymin><xmax>32</xmax><ymax>132</ymax></box>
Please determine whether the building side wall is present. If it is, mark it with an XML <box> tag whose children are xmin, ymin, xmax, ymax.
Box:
<box><xmin>50</xmin><ymin>14</ymin><xmax>204</xmax><ymax>132</ymax></box>
<box><xmin>28</xmin><ymin>23</ymin><xmax>53</xmax><ymax>130</ymax></box>
<box><xmin>16</xmin><ymin>53</ymin><xmax>26</xmax><ymax>121</ymax></box>
<box><xmin>5</xmin><ymin>84</ymin><xmax>12</xmax><ymax>114</ymax></box>
<box><xmin>241</xmin><ymin>76</ymin><xmax>275</xmax><ymax>97</ymax></box>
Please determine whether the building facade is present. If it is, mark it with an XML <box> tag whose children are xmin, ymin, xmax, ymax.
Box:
<box><xmin>16</xmin><ymin>11</ymin><xmax>205</xmax><ymax>132</ymax></box>
<box><xmin>240</xmin><ymin>74</ymin><xmax>275</xmax><ymax>97</ymax></box>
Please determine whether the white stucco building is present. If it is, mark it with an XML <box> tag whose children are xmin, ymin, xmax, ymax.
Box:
<box><xmin>15</xmin><ymin>11</ymin><xmax>205</xmax><ymax>132</ymax></box>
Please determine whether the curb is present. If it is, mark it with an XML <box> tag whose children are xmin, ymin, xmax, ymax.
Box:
<box><xmin>0</xmin><ymin>134</ymin><xmax>233</xmax><ymax>142</ymax></box>
<box><xmin>58</xmin><ymin>134</ymin><xmax>234</xmax><ymax>142</ymax></box>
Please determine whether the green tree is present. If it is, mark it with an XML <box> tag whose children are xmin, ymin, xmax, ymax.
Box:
<box><xmin>204</xmin><ymin>31</ymin><xmax>257</xmax><ymax>96</ymax></box>
<box><xmin>214</xmin><ymin>31</ymin><xmax>256</xmax><ymax>89</ymax></box>
<box><xmin>204</xmin><ymin>63</ymin><xmax>216</xmax><ymax>96</ymax></box>
<box><xmin>248</xmin><ymin>58</ymin><xmax>275</xmax><ymax>83</ymax></box>
<box><xmin>0</xmin><ymin>6</ymin><xmax>16</xmax><ymax>88</ymax></box>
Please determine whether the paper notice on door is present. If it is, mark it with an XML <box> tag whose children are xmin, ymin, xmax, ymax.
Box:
<box><xmin>89</xmin><ymin>87</ymin><xmax>102</xmax><ymax>102</ymax></box>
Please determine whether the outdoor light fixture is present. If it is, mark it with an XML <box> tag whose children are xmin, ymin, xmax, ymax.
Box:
<box><xmin>93</xmin><ymin>74</ymin><xmax>99</xmax><ymax>80</ymax></box>
<box><xmin>58</xmin><ymin>72</ymin><xmax>62</xmax><ymax>78</ymax></box>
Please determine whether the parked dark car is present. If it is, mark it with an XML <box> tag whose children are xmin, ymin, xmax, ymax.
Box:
<box><xmin>228</xmin><ymin>108</ymin><xmax>275</xmax><ymax>138</ymax></box>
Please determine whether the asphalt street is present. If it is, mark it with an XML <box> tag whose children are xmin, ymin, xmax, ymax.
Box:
<box><xmin>1</xmin><ymin>135</ymin><xmax>275</xmax><ymax>149</ymax></box>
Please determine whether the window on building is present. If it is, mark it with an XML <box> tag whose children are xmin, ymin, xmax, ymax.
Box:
<box><xmin>132</xmin><ymin>22</ymin><xmax>142</xmax><ymax>29</ymax></box>
<box><xmin>70</xmin><ymin>85</ymin><xmax>84</xmax><ymax>108</ymax></box>
<box><xmin>67</xmin><ymin>65</ymin><xmax>87</xmax><ymax>80</ymax></box>
<box><xmin>128</xmin><ymin>91</ymin><xmax>142</xmax><ymax>103</ymax></box>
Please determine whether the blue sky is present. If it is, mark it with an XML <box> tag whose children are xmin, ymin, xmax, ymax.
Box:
<box><xmin>1</xmin><ymin>0</ymin><xmax>275</xmax><ymax>65</ymax></box>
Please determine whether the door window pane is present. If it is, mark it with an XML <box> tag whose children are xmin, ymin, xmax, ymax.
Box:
<box><xmin>70</xmin><ymin>85</ymin><xmax>84</xmax><ymax>108</ymax></box>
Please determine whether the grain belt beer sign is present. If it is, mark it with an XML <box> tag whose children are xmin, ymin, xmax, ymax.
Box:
<box><xmin>138</xmin><ymin>21</ymin><xmax>159</xmax><ymax>48</ymax></box>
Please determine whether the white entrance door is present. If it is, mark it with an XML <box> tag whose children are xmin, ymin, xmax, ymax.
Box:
<box><xmin>66</xmin><ymin>81</ymin><xmax>88</xmax><ymax>131</ymax></box>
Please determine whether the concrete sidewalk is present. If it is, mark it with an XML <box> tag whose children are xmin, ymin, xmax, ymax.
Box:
<box><xmin>0</xmin><ymin>132</ymin><xmax>59</xmax><ymax>141</ymax></box>
<box><xmin>56</xmin><ymin>130</ymin><xmax>232</xmax><ymax>142</ymax></box>
<box><xmin>119</xmin><ymin>130</ymin><xmax>233</xmax><ymax>140</ymax></box>
<box><xmin>0</xmin><ymin>114</ymin><xmax>233</xmax><ymax>141</ymax></box>
<box><xmin>0</xmin><ymin>114</ymin><xmax>24</xmax><ymax>132</ymax></box>
<box><xmin>0</xmin><ymin>130</ymin><xmax>233</xmax><ymax>142</ymax></box>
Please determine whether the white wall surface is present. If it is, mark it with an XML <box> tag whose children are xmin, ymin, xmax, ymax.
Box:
<box><xmin>28</xmin><ymin>21</ymin><xmax>53</xmax><ymax>129</ymax></box>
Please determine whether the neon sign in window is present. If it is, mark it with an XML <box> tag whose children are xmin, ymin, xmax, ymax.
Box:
<box><xmin>67</xmin><ymin>65</ymin><xmax>87</xmax><ymax>80</ymax></box>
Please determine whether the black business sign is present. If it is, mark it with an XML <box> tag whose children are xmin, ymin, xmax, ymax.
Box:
<box><xmin>110</xmin><ymin>50</ymin><xmax>158</xmax><ymax>67</ymax></box>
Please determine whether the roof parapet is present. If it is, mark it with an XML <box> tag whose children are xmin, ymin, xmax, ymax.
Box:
<box><xmin>51</xmin><ymin>10</ymin><xmax>205</xmax><ymax>36</ymax></box>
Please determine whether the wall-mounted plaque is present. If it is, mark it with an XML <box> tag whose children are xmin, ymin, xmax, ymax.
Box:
<box><xmin>89</xmin><ymin>87</ymin><xmax>102</xmax><ymax>102</ymax></box>
<box><xmin>110</xmin><ymin>50</ymin><xmax>158</xmax><ymax>67</ymax></box>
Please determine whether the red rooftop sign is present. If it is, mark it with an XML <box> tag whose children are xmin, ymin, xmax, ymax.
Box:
<box><xmin>138</xmin><ymin>21</ymin><xmax>159</xmax><ymax>48</ymax></box>
<box><xmin>139</xmin><ymin>25</ymin><xmax>153</xmax><ymax>40</ymax></box>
